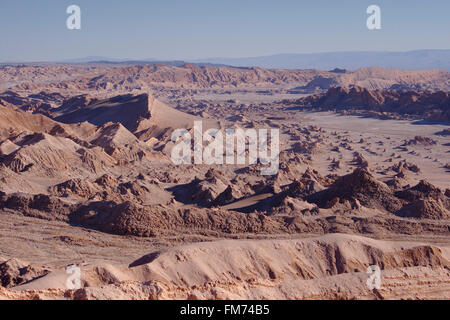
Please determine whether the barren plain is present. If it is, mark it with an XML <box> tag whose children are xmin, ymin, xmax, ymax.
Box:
<box><xmin>0</xmin><ymin>64</ymin><xmax>449</xmax><ymax>300</ymax></box>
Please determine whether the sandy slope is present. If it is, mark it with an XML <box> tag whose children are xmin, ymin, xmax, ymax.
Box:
<box><xmin>1</xmin><ymin>234</ymin><xmax>449</xmax><ymax>300</ymax></box>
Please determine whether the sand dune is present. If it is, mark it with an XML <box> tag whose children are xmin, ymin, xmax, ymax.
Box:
<box><xmin>2</xmin><ymin>234</ymin><xmax>449</xmax><ymax>300</ymax></box>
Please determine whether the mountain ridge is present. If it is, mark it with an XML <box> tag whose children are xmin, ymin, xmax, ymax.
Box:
<box><xmin>4</xmin><ymin>49</ymin><xmax>450</xmax><ymax>71</ymax></box>
<box><xmin>192</xmin><ymin>49</ymin><xmax>450</xmax><ymax>71</ymax></box>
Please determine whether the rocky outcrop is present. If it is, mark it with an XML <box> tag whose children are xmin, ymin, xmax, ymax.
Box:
<box><xmin>307</xmin><ymin>168</ymin><xmax>403</xmax><ymax>212</ymax></box>
<box><xmin>397</xmin><ymin>198</ymin><xmax>450</xmax><ymax>220</ymax></box>
<box><xmin>0</xmin><ymin>258</ymin><xmax>50</xmax><ymax>288</ymax></box>
<box><xmin>69</xmin><ymin>201</ymin><xmax>285</xmax><ymax>237</ymax></box>
<box><xmin>403</xmin><ymin>136</ymin><xmax>437</xmax><ymax>146</ymax></box>
<box><xmin>290</xmin><ymin>86</ymin><xmax>450</xmax><ymax>122</ymax></box>
<box><xmin>395</xmin><ymin>180</ymin><xmax>449</xmax><ymax>204</ymax></box>
<box><xmin>306</xmin><ymin>168</ymin><xmax>450</xmax><ymax>219</ymax></box>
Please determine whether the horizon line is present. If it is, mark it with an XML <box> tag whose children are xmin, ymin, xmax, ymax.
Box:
<box><xmin>2</xmin><ymin>48</ymin><xmax>450</xmax><ymax>65</ymax></box>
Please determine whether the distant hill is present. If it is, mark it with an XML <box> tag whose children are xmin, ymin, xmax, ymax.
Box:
<box><xmin>8</xmin><ymin>50</ymin><xmax>450</xmax><ymax>71</ymax></box>
<box><xmin>60</xmin><ymin>57</ymin><xmax>228</xmax><ymax>67</ymax></box>
<box><xmin>193</xmin><ymin>50</ymin><xmax>450</xmax><ymax>71</ymax></box>
<box><xmin>288</xmin><ymin>85</ymin><xmax>450</xmax><ymax>123</ymax></box>
<box><xmin>1</xmin><ymin>64</ymin><xmax>449</xmax><ymax>93</ymax></box>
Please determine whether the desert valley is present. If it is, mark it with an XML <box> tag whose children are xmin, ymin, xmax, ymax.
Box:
<box><xmin>0</xmin><ymin>63</ymin><xmax>449</xmax><ymax>300</ymax></box>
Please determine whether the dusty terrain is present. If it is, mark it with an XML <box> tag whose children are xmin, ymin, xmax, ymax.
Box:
<box><xmin>0</xmin><ymin>64</ymin><xmax>449</xmax><ymax>300</ymax></box>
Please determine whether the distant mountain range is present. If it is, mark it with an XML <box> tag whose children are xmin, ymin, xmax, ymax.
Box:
<box><xmin>59</xmin><ymin>57</ymin><xmax>227</xmax><ymax>67</ymax></box>
<box><xmin>4</xmin><ymin>50</ymin><xmax>450</xmax><ymax>71</ymax></box>
<box><xmin>192</xmin><ymin>50</ymin><xmax>450</xmax><ymax>71</ymax></box>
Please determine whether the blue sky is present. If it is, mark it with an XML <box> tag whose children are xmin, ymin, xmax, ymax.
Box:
<box><xmin>0</xmin><ymin>0</ymin><xmax>449</xmax><ymax>62</ymax></box>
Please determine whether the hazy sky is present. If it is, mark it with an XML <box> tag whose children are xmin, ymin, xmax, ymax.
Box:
<box><xmin>1</xmin><ymin>0</ymin><xmax>449</xmax><ymax>62</ymax></box>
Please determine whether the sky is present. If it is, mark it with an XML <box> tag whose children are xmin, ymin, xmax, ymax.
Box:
<box><xmin>0</xmin><ymin>0</ymin><xmax>449</xmax><ymax>62</ymax></box>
